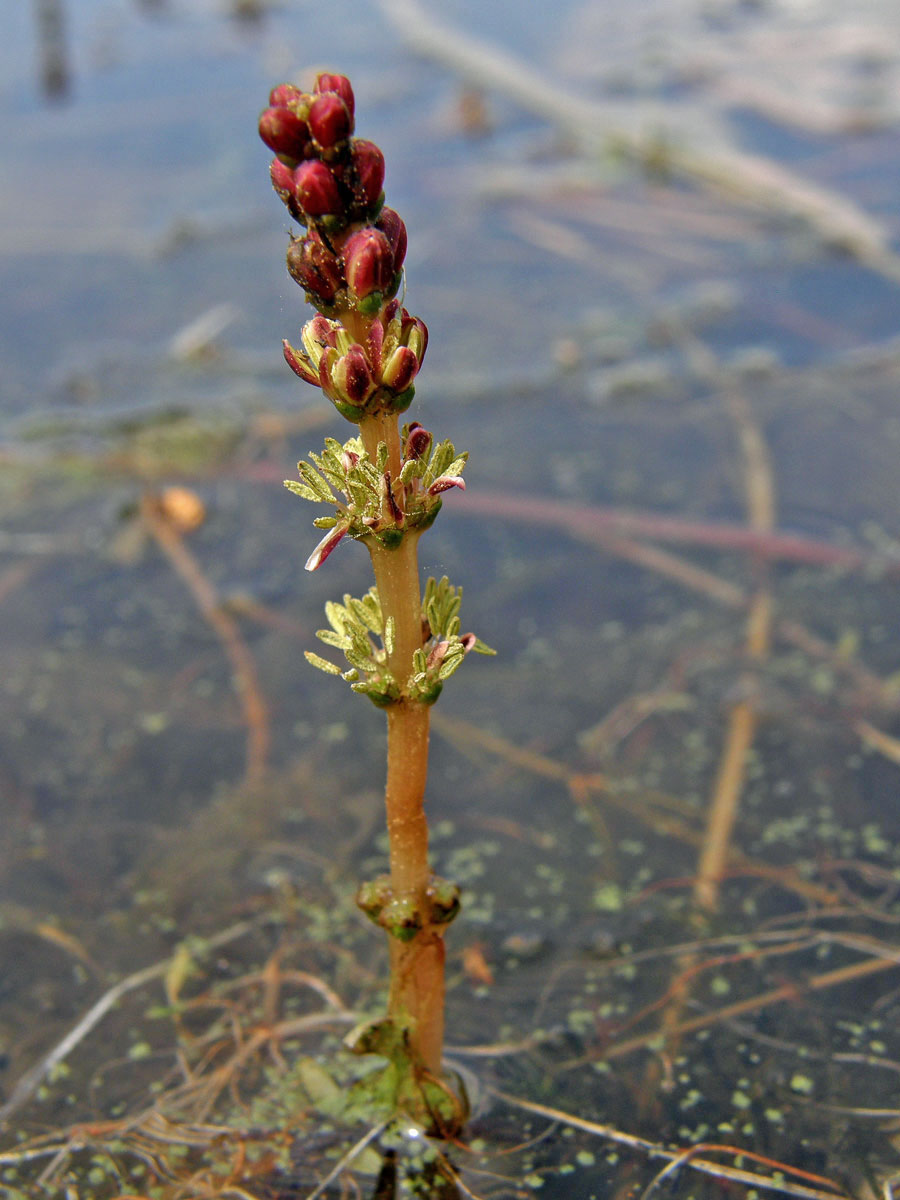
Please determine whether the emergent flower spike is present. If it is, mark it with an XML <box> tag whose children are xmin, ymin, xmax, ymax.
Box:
<box><xmin>261</xmin><ymin>73</ymin><xmax>492</xmax><ymax>1133</ymax></box>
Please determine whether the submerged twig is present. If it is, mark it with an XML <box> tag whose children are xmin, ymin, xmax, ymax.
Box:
<box><xmin>853</xmin><ymin>717</ymin><xmax>900</xmax><ymax>766</ymax></box>
<box><xmin>457</xmin><ymin>490</ymin><xmax>894</xmax><ymax>574</ymax></box>
<box><xmin>0</xmin><ymin>920</ymin><xmax>256</xmax><ymax>1127</ymax></box>
<box><xmin>455</xmin><ymin>489</ymin><xmax>898</xmax><ymax>707</ymax></box>
<box><xmin>492</xmin><ymin>1091</ymin><xmax>849</xmax><ymax>1200</ymax></box>
<box><xmin>695</xmin><ymin>384</ymin><xmax>775</xmax><ymax>911</ymax></box>
<box><xmin>303</xmin><ymin>1119</ymin><xmax>390</xmax><ymax>1200</ymax></box>
<box><xmin>377</xmin><ymin>0</ymin><xmax>900</xmax><ymax>276</ymax></box>
<box><xmin>605</xmin><ymin>952</ymin><xmax>900</xmax><ymax>1063</ymax></box>
<box><xmin>140</xmin><ymin>492</ymin><xmax>271</xmax><ymax>787</ymax></box>
<box><xmin>434</xmin><ymin>713</ymin><xmax>839</xmax><ymax>908</ymax></box>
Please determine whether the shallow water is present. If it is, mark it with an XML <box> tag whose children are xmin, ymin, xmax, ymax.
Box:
<box><xmin>2</xmin><ymin>1</ymin><xmax>900</xmax><ymax>1197</ymax></box>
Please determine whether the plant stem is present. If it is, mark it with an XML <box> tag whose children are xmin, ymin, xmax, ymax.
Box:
<box><xmin>358</xmin><ymin>408</ymin><xmax>403</xmax><ymax>488</ymax></box>
<box><xmin>360</xmin><ymin>411</ymin><xmax>446</xmax><ymax>1077</ymax></box>
<box><xmin>384</xmin><ymin>702</ymin><xmax>446</xmax><ymax>1076</ymax></box>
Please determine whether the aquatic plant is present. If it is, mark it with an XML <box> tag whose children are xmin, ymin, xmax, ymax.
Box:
<box><xmin>259</xmin><ymin>73</ymin><xmax>492</xmax><ymax>1134</ymax></box>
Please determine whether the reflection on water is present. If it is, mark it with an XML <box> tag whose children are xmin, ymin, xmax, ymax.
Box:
<box><xmin>33</xmin><ymin>0</ymin><xmax>69</xmax><ymax>100</ymax></box>
<box><xmin>2</xmin><ymin>0</ymin><xmax>900</xmax><ymax>1196</ymax></box>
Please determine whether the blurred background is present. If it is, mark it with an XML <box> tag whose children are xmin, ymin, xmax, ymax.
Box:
<box><xmin>3</xmin><ymin>1</ymin><xmax>900</xmax><ymax>1196</ymax></box>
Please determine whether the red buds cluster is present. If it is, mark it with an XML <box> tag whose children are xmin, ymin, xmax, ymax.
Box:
<box><xmin>260</xmin><ymin>73</ymin><xmax>401</xmax><ymax>319</ymax></box>
<box><xmin>260</xmin><ymin>75</ymin><xmax>357</xmax><ymax>176</ymax></box>
<box><xmin>283</xmin><ymin>300</ymin><xmax>428</xmax><ymax>422</ymax></box>
<box><xmin>263</xmin><ymin>73</ymin><xmax>429</xmax><ymax>421</ymax></box>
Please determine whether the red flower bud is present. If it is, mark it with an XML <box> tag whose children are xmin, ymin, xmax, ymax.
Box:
<box><xmin>304</xmin><ymin>522</ymin><xmax>348</xmax><ymax>572</ymax></box>
<box><xmin>376</xmin><ymin>207</ymin><xmax>408</xmax><ymax>274</ymax></box>
<box><xmin>428</xmin><ymin>475</ymin><xmax>466</xmax><ymax>495</ymax></box>
<box><xmin>401</xmin><ymin>314</ymin><xmax>428</xmax><ymax>363</ymax></box>
<box><xmin>330</xmin><ymin>344</ymin><xmax>376</xmax><ymax>406</ymax></box>
<box><xmin>314</xmin><ymin>73</ymin><xmax>355</xmax><ymax>118</ymax></box>
<box><xmin>283</xmin><ymin>339</ymin><xmax>319</xmax><ymax>386</ymax></box>
<box><xmin>293</xmin><ymin>159</ymin><xmax>342</xmax><ymax>216</ymax></box>
<box><xmin>306</xmin><ymin>313</ymin><xmax>340</xmax><ymax>349</ymax></box>
<box><xmin>269</xmin><ymin>82</ymin><xmax>304</xmax><ymax>107</ymax></box>
<box><xmin>270</xmin><ymin>157</ymin><xmax>296</xmax><ymax>204</ymax></box>
<box><xmin>309</xmin><ymin>93</ymin><xmax>353</xmax><ymax>149</ymax></box>
<box><xmin>259</xmin><ymin>106</ymin><xmax>310</xmax><ymax>158</ymax></box>
<box><xmin>350</xmin><ymin>140</ymin><xmax>385</xmax><ymax>210</ymax></box>
<box><xmin>286</xmin><ymin>235</ymin><xmax>342</xmax><ymax>305</ymax></box>
<box><xmin>381</xmin><ymin>345</ymin><xmax>419</xmax><ymax>392</ymax></box>
<box><xmin>404</xmin><ymin>422</ymin><xmax>432</xmax><ymax>460</ymax></box>
<box><xmin>384</xmin><ymin>303</ymin><xmax>427</xmax><ymax>349</ymax></box>
<box><xmin>343</xmin><ymin>228</ymin><xmax>393</xmax><ymax>299</ymax></box>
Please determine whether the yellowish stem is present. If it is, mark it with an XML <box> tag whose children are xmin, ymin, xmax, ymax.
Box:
<box><xmin>384</xmin><ymin>700</ymin><xmax>445</xmax><ymax>1076</ymax></box>
<box><xmin>383</xmin><ymin>696</ymin><xmax>431</xmax><ymax>896</ymax></box>
<box><xmin>359</xmin><ymin>409</ymin><xmax>403</xmax><ymax>487</ymax></box>
<box><xmin>389</xmin><ymin>921</ymin><xmax>446</xmax><ymax>1077</ymax></box>
<box><xmin>359</xmin><ymin>411</ymin><xmax>446</xmax><ymax>1078</ymax></box>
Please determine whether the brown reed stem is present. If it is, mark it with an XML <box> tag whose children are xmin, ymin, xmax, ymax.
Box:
<box><xmin>694</xmin><ymin>387</ymin><xmax>774</xmax><ymax>911</ymax></box>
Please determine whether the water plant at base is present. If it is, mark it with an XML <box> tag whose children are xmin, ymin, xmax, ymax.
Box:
<box><xmin>259</xmin><ymin>72</ymin><xmax>493</xmax><ymax>1136</ymax></box>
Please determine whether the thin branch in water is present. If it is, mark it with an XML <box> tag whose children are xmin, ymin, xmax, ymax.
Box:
<box><xmin>491</xmin><ymin>1090</ymin><xmax>849</xmax><ymax>1200</ymax></box>
<box><xmin>694</xmin><ymin>381</ymin><xmax>776</xmax><ymax>912</ymax></box>
<box><xmin>637</xmin><ymin>1140</ymin><xmax>846</xmax><ymax>1200</ymax></box>
<box><xmin>433</xmin><ymin>712</ymin><xmax>840</xmax><ymax>908</ymax></box>
<box><xmin>140</xmin><ymin>491</ymin><xmax>270</xmax><ymax>787</ymax></box>
<box><xmin>376</xmin><ymin>0</ymin><xmax>900</xmax><ymax>276</ymax></box>
<box><xmin>0</xmin><ymin>920</ymin><xmax>256</xmax><ymax>1127</ymax></box>
<box><xmin>604</xmin><ymin>952</ymin><xmax>900</xmax><ymax>1062</ymax></box>
<box><xmin>303</xmin><ymin>1120</ymin><xmax>390</xmax><ymax>1200</ymax></box>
